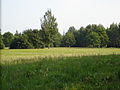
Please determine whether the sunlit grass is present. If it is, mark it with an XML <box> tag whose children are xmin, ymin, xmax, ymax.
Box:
<box><xmin>1</xmin><ymin>48</ymin><xmax>120</xmax><ymax>64</ymax></box>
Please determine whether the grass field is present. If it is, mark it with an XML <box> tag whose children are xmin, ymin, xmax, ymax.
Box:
<box><xmin>1</xmin><ymin>48</ymin><xmax>120</xmax><ymax>64</ymax></box>
<box><xmin>1</xmin><ymin>48</ymin><xmax>120</xmax><ymax>90</ymax></box>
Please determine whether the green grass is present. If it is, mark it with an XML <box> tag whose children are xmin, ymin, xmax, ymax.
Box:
<box><xmin>1</xmin><ymin>48</ymin><xmax>120</xmax><ymax>63</ymax></box>
<box><xmin>1</xmin><ymin>55</ymin><xmax>120</xmax><ymax>90</ymax></box>
<box><xmin>1</xmin><ymin>48</ymin><xmax>120</xmax><ymax>90</ymax></box>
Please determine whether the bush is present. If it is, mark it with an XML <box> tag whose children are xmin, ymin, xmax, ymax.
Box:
<box><xmin>10</xmin><ymin>36</ymin><xmax>33</xmax><ymax>49</ymax></box>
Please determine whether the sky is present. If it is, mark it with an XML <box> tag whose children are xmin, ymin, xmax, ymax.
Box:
<box><xmin>1</xmin><ymin>0</ymin><xmax>120</xmax><ymax>34</ymax></box>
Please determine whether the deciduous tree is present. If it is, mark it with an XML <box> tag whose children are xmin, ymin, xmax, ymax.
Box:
<box><xmin>10</xmin><ymin>35</ymin><xmax>33</xmax><ymax>49</ymax></box>
<box><xmin>0</xmin><ymin>30</ymin><xmax>5</xmax><ymax>49</ymax></box>
<box><xmin>61</xmin><ymin>32</ymin><xmax>76</xmax><ymax>47</ymax></box>
<box><xmin>41</xmin><ymin>10</ymin><xmax>58</xmax><ymax>48</ymax></box>
<box><xmin>3</xmin><ymin>32</ymin><xmax>14</xmax><ymax>47</ymax></box>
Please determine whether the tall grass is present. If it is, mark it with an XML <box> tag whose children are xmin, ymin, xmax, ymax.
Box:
<box><xmin>1</xmin><ymin>55</ymin><xmax>120</xmax><ymax>90</ymax></box>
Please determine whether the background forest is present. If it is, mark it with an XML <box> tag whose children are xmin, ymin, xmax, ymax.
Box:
<box><xmin>0</xmin><ymin>10</ymin><xmax>120</xmax><ymax>49</ymax></box>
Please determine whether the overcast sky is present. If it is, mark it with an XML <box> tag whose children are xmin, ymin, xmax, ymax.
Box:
<box><xmin>1</xmin><ymin>0</ymin><xmax>120</xmax><ymax>34</ymax></box>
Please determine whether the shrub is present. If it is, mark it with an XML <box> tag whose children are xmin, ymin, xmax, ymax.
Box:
<box><xmin>10</xmin><ymin>36</ymin><xmax>33</xmax><ymax>49</ymax></box>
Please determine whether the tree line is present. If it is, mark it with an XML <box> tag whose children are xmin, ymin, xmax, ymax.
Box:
<box><xmin>0</xmin><ymin>10</ymin><xmax>120</xmax><ymax>49</ymax></box>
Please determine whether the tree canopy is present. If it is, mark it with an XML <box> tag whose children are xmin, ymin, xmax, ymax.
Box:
<box><xmin>3</xmin><ymin>32</ymin><xmax>14</xmax><ymax>47</ymax></box>
<box><xmin>0</xmin><ymin>30</ymin><xmax>5</xmax><ymax>49</ymax></box>
<box><xmin>61</xmin><ymin>31</ymin><xmax>76</xmax><ymax>47</ymax></box>
<box><xmin>107</xmin><ymin>23</ymin><xmax>120</xmax><ymax>47</ymax></box>
<box><xmin>1</xmin><ymin>10</ymin><xmax>120</xmax><ymax>49</ymax></box>
<box><xmin>41</xmin><ymin>10</ymin><xmax>59</xmax><ymax>48</ymax></box>
<box><xmin>10</xmin><ymin>35</ymin><xmax>33</xmax><ymax>49</ymax></box>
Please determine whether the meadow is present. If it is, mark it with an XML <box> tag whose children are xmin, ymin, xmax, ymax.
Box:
<box><xmin>1</xmin><ymin>48</ymin><xmax>120</xmax><ymax>64</ymax></box>
<box><xmin>1</xmin><ymin>48</ymin><xmax>120</xmax><ymax>90</ymax></box>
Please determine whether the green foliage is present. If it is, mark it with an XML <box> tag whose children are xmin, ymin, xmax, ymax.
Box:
<box><xmin>10</xmin><ymin>35</ymin><xmax>33</xmax><ymax>49</ymax></box>
<box><xmin>0</xmin><ymin>33</ymin><xmax>5</xmax><ymax>49</ymax></box>
<box><xmin>14</xmin><ymin>30</ymin><xmax>21</xmax><ymax>37</ymax></box>
<box><xmin>96</xmin><ymin>25</ymin><xmax>109</xmax><ymax>47</ymax></box>
<box><xmin>1</xmin><ymin>55</ymin><xmax>120</xmax><ymax>90</ymax></box>
<box><xmin>41</xmin><ymin>10</ymin><xmax>59</xmax><ymax>48</ymax></box>
<box><xmin>86</xmin><ymin>32</ymin><xmax>101</xmax><ymax>47</ymax></box>
<box><xmin>53</xmin><ymin>32</ymin><xmax>62</xmax><ymax>47</ymax></box>
<box><xmin>1</xmin><ymin>11</ymin><xmax>120</xmax><ymax>49</ymax></box>
<box><xmin>85</xmin><ymin>24</ymin><xmax>109</xmax><ymax>47</ymax></box>
<box><xmin>76</xmin><ymin>27</ymin><xmax>87</xmax><ymax>47</ymax></box>
<box><xmin>23</xmin><ymin>29</ymin><xmax>44</xmax><ymax>48</ymax></box>
<box><xmin>107</xmin><ymin>23</ymin><xmax>120</xmax><ymax>47</ymax></box>
<box><xmin>67</xmin><ymin>26</ymin><xmax>78</xmax><ymax>47</ymax></box>
<box><xmin>74</xmin><ymin>24</ymin><xmax>109</xmax><ymax>47</ymax></box>
<box><xmin>61</xmin><ymin>32</ymin><xmax>76</xmax><ymax>47</ymax></box>
<box><xmin>68</xmin><ymin>26</ymin><xmax>76</xmax><ymax>33</ymax></box>
<box><xmin>3</xmin><ymin>32</ymin><xmax>14</xmax><ymax>47</ymax></box>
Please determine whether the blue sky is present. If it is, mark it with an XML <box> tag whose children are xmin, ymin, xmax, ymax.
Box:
<box><xmin>1</xmin><ymin>0</ymin><xmax>120</xmax><ymax>34</ymax></box>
